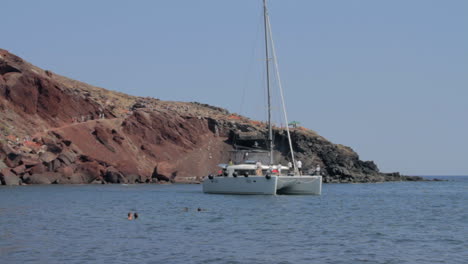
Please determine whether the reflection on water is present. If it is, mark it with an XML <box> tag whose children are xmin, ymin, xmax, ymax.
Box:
<box><xmin>0</xmin><ymin>177</ymin><xmax>467</xmax><ymax>264</ymax></box>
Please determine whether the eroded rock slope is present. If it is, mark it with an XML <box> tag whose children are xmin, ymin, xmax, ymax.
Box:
<box><xmin>0</xmin><ymin>49</ymin><xmax>421</xmax><ymax>185</ymax></box>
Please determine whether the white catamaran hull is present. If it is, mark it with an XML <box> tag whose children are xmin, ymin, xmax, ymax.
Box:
<box><xmin>276</xmin><ymin>176</ymin><xmax>322</xmax><ymax>195</ymax></box>
<box><xmin>202</xmin><ymin>175</ymin><xmax>322</xmax><ymax>195</ymax></box>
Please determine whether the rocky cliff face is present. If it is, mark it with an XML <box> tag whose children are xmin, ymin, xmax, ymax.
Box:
<box><xmin>0</xmin><ymin>49</ymin><xmax>422</xmax><ymax>185</ymax></box>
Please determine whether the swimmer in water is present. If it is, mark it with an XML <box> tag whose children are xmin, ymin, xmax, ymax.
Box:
<box><xmin>127</xmin><ymin>212</ymin><xmax>133</xmax><ymax>220</ymax></box>
<box><xmin>134</xmin><ymin>212</ymin><xmax>139</xmax><ymax>219</ymax></box>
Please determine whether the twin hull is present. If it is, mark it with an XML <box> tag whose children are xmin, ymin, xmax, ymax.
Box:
<box><xmin>202</xmin><ymin>175</ymin><xmax>322</xmax><ymax>195</ymax></box>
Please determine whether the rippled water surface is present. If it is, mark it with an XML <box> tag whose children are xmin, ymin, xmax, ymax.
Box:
<box><xmin>1</xmin><ymin>176</ymin><xmax>467</xmax><ymax>264</ymax></box>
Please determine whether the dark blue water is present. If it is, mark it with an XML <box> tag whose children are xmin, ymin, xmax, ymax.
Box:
<box><xmin>1</xmin><ymin>176</ymin><xmax>467</xmax><ymax>264</ymax></box>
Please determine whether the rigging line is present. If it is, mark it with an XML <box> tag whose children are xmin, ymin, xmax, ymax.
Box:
<box><xmin>270</xmin><ymin>64</ymin><xmax>285</xmax><ymax>128</ymax></box>
<box><xmin>239</xmin><ymin>8</ymin><xmax>264</xmax><ymax>117</ymax></box>
<box><xmin>261</xmin><ymin>52</ymin><xmax>268</xmax><ymax>124</ymax></box>
<box><xmin>266</xmin><ymin>12</ymin><xmax>298</xmax><ymax>172</ymax></box>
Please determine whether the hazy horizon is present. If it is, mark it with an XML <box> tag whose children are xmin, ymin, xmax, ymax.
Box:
<box><xmin>3</xmin><ymin>0</ymin><xmax>467</xmax><ymax>175</ymax></box>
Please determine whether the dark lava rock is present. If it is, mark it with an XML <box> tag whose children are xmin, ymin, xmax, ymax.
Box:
<box><xmin>402</xmin><ymin>175</ymin><xmax>424</xmax><ymax>181</ymax></box>
<box><xmin>0</xmin><ymin>141</ymin><xmax>16</xmax><ymax>156</ymax></box>
<box><xmin>39</xmin><ymin>151</ymin><xmax>57</xmax><ymax>163</ymax></box>
<box><xmin>21</xmin><ymin>157</ymin><xmax>41</xmax><ymax>167</ymax></box>
<box><xmin>73</xmin><ymin>161</ymin><xmax>102</xmax><ymax>183</ymax></box>
<box><xmin>432</xmin><ymin>178</ymin><xmax>446</xmax><ymax>181</ymax></box>
<box><xmin>28</xmin><ymin>163</ymin><xmax>47</xmax><ymax>174</ymax></box>
<box><xmin>0</xmin><ymin>160</ymin><xmax>7</xmax><ymax>170</ymax></box>
<box><xmin>92</xmin><ymin>126</ymin><xmax>115</xmax><ymax>152</ymax></box>
<box><xmin>0</xmin><ymin>168</ymin><xmax>20</xmax><ymax>185</ymax></box>
<box><xmin>104</xmin><ymin>166</ymin><xmax>127</xmax><ymax>183</ymax></box>
<box><xmin>57</xmin><ymin>150</ymin><xmax>77</xmax><ymax>166</ymax></box>
<box><xmin>131</xmin><ymin>102</ymin><xmax>146</xmax><ymax>110</ymax></box>
<box><xmin>45</xmin><ymin>159</ymin><xmax>62</xmax><ymax>172</ymax></box>
<box><xmin>152</xmin><ymin>166</ymin><xmax>170</xmax><ymax>182</ymax></box>
<box><xmin>12</xmin><ymin>164</ymin><xmax>26</xmax><ymax>175</ymax></box>
<box><xmin>5</xmin><ymin>152</ymin><xmax>22</xmax><ymax>168</ymax></box>
<box><xmin>56</xmin><ymin>166</ymin><xmax>74</xmax><ymax>178</ymax></box>
<box><xmin>26</xmin><ymin>173</ymin><xmax>53</xmax><ymax>184</ymax></box>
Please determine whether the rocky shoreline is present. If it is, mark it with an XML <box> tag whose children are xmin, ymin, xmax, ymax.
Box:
<box><xmin>1</xmin><ymin>48</ymin><xmax>424</xmax><ymax>186</ymax></box>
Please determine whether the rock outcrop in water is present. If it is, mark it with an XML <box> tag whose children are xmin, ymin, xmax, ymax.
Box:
<box><xmin>0</xmin><ymin>49</ymin><xmax>422</xmax><ymax>185</ymax></box>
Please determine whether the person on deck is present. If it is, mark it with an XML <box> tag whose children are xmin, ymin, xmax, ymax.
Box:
<box><xmin>287</xmin><ymin>161</ymin><xmax>292</xmax><ymax>172</ymax></box>
<box><xmin>255</xmin><ymin>160</ymin><xmax>263</xmax><ymax>176</ymax></box>
<box><xmin>297</xmin><ymin>160</ymin><xmax>302</xmax><ymax>175</ymax></box>
<box><xmin>315</xmin><ymin>164</ymin><xmax>321</xmax><ymax>175</ymax></box>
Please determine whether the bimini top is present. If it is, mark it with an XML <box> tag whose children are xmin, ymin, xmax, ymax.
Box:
<box><xmin>229</xmin><ymin>149</ymin><xmax>271</xmax><ymax>165</ymax></box>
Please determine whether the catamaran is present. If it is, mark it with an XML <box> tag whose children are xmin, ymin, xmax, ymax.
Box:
<box><xmin>203</xmin><ymin>0</ymin><xmax>322</xmax><ymax>195</ymax></box>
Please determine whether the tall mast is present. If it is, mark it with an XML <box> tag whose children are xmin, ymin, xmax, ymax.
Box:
<box><xmin>263</xmin><ymin>0</ymin><xmax>274</xmax><ymax>165</ymax></box>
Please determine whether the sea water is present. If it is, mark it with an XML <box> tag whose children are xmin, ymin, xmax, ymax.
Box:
<box><xmin>1</xmin><ymin>176</ymin><xmax>467</xmax><ymax>264</ymax></box>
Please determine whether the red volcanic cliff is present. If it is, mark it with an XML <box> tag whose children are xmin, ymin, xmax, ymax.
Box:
<box><xmin>0</xmin><ymin>49</ymin><xmax>420</xmax><ymax>185</ymax></box>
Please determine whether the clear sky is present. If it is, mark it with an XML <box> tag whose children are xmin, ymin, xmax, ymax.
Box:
<box><xmin>3</xmin><ymin>0</ymin><xmax>467</xmax><ymax>175</ymax></box>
